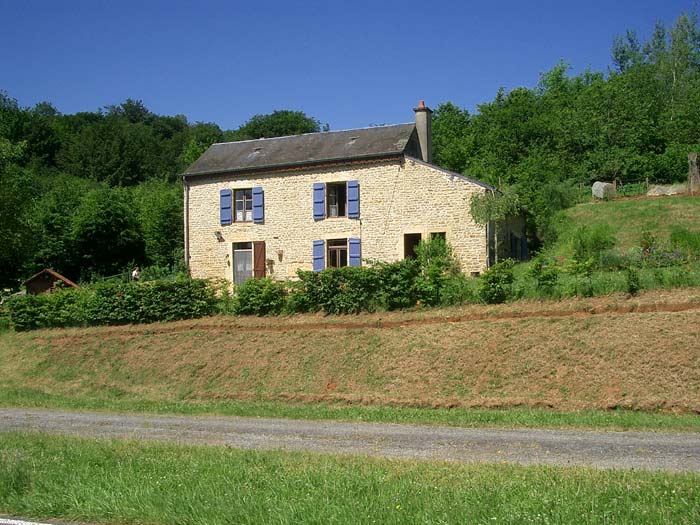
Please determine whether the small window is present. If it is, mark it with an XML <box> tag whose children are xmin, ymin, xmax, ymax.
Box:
<box><xmin>234</xmin><ymin>189</ymin><xmax>253</xmax><ymax>222</ymax></box>
<box><xmin>404</xmin><ymin>233</ymin><xmax>422</xmax><ymax>259</ymax></box>
<box><xmin>431</xmin><ymin>232</ymin><xmax>446</xmax><ymax>241</ymax></box>
<box><xmin>326</xmin><ymin>182</ymin><xmax>347</xmax><ymax>218</ymax></box>
<box><xmin>327</xmin><ymin>238</ymin><xmax>348</xmax><ymax>268</ymax></box>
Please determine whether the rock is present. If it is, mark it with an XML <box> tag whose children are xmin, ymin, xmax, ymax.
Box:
<box><xmin>646</xmin><ymin>184</ymin><xmax>687</xmax><ymax>196</ymax></box>
<box><xmin>592</xmin><ymin>181</ymin><xmax>616</xmax><ymax>200</ymax></box>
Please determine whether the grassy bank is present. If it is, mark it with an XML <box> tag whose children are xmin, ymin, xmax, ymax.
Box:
<box><xmin>561</xmin><ymin>196</ymin><xmax>700</xmax><ymax>252</ymax></box>
<box><xmin>1</xmin><ymin>433</ymin><xmax>699</xmax><ymax>524</ymax></box>
<box><xmin>2</xmin><ymin>289</ymin><xmax>700</xmax><ymax>429</ymax></box>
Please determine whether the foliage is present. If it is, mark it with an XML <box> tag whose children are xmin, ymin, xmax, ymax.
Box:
<box><xmin>432</xmin><ymin>9</ymin><xmax>700</xmax><ymax>242</ymax></box>
<box><xmin>231</xmin><ymin>110</ymin><xmax>323</xmax><ymax>140</ymax></box>
<box><xmin>0</xmin><ymin>92</ymin><xmax>327</xmax><ymax>288</ymax></box>
<box><xmin>469</xmin><ymin>186</ymin><xmax>521</xmax><ymax>226</ymax></box>
<box><xmin>413</xmin><ymin>236</ymin><xmax>461</xmax><ymax>306</ymax></box>
<box><xmin>478</xmin><ymin>259</ymin><xmax>515</xmax><ymax>304</ymax></box>
<box><xmin>570</xmin><ymin>224</ymin><xmax>616</xmax><ymax>266</ymax></box>
<box><xmin>232</xmin><ymin>278</ymin><xmax>287</xmax><ymax>316</ymax></box>
<box><xmin>295</xmin><ymin>267</ymin><xmax>381</xmax><ymax>315</ymax></box>
<box><xmin>526</xmin><ymin>255</ymin><xmax>559</xmax><ymax>294</ymax></box>
<box><xmin>6</xmin><ymin>278</ymin><xmax>218</xmax><ymax>330</ymax></box>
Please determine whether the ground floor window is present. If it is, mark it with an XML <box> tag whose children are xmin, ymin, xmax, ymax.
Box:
<box><xmin>233</xmin><ymin>242</ymin><xmax>253</xmax><ymax>284</ymax></box>
<box><xmin>404</xmin><ymin>233</ymin><xmax>422</xmax><ymax>259</ymax></box>
<box><xmin>327</xmin><ymin>238</ymin><xmax>348</xmax><ymax>268</ymax></box>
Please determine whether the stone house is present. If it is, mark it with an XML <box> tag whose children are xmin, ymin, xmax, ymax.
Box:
<box><xmin>182</xmin><ymin>102</ymin><xmax>524</xmax><ymax>284</ymax></box>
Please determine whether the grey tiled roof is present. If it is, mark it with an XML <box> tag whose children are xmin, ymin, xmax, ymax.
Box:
<box><xmin>183</xmin><ymin>123</ymin><xmax>420</xmax><ymax>176</ymax></box>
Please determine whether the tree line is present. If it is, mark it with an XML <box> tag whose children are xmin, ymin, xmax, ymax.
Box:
<box><xmin>2</xmin><ymin>9</ymin><xmax>699</xmax><ymax>290</ymax></box>
<box><xmin>0</xmin><ymin>97</ymin><xmax>321</xmax><ymax>289</ymax></box>
<box><xmin>432</xmin><ymin>10</ymin><xmax>700</xmax><ymax>243</ymax></box>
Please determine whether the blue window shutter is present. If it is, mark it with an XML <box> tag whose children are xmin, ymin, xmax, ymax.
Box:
<box><xmin>313</xmin><ymin>182</ymin><xmax>325</xmax><ymax>220</ymax></box>
<box><xmin>313</xmin><ymin>240</ymin><xmax>325</xmax><ymax>271</ymax></box>
<box><xmin>252</xmin><ymin>186</ymin><xmax>264</xmax><ymax>224</ymax></box>
<box><xmin>349</xmin><ymin>238</ymin><xmax>361</xmax><ymax>267</ymax></box>
<box><xmin>347</xmin><ymin>180</ymin><xmax>360</xmax><ymax>218</ymax></box>
<box><xmin>220</xmin><ymin>189</ymin><xmax>232</xmax><ymax>225</ymax></box>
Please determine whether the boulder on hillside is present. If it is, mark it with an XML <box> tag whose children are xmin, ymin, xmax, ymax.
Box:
<box><xmin>646</xmin><ymin>183</ymin><xmax>687</xmax><ymax>196</ymax></box>
<box><xmin>592</xmin><ymin>181</ymin><xmax>616</xmax><ymax>200</ymax></box>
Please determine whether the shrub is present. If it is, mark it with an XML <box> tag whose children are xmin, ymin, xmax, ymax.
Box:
<box><xmin>439</xmin><ymin>274</ymin><xmax>479</xmax><ymax>306</ymax></box>
<box><xmin>296</xmin><ymin>267</ymin><xmax>381</xmax><ymax>314</ymax></box>
<box><xmin>625</xmin><ymin>266</ymin><xmax>641</xmax><ymax>295</ymax></box>
<box><xmin>478</xmin><ymin>259</ymin><xmax>515</xmax><ymax>304</ymax></box>
<box><xmin>373</xmin><ymin>259</ymin><xmax>420</xmax><ymax>310</ymax></box>
<box><xmin>233</xmin><ymin>278</ymin><xmax>287</xmax><ymax>316</ymax></box>
<box><xmin>570</xmin><ymin>224</ymin><xmax>616</xmax><ymax>266</ymax></box>
<box><xmin>284</xmin><ymin>280</ymin><xmax>314</xmax><ymax>314</ymax></box>
<box><xmin>6</xmin><ymin>278</ymin><xmax>218</xmax><ymax>330</ymax></box>
<box><xmin>414</xmin><ymin>236</ymin><xmax>460</xmax><ymax>307</ymax></box>
<box><xmin>526</xmin><ymin>256</ymin><xmax>559</xmax><ymax>295</ymax></box>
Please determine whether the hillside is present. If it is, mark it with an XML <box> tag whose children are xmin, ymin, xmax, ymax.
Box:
<box><xmin>553</xmin><ymin>195</ymin><xmax>700</xmax><ymax>254</ymax></box>
<box><xmin>2</xmin><ymin>288</ymin><xmax>700</xmax><ymax>414</ymax></box>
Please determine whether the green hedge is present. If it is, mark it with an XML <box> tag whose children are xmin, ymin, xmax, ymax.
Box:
<box><xmin>6</xmin><ymin>278</ymin><xmax>218</xmax><ymax>331</ymax></box>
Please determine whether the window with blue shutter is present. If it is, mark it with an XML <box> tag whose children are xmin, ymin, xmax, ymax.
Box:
<box><xmin>347</xmin><ymin>180</ymin><xmax>360</xmax><ymax>218</ymax></box>
<box><xmin>220</xmin><ymin>189</ymin><xmax>232</xmax><ymax>225</ymax></box>
<box><xmin>252</xmin><ymin>186</ymin><xmax>264</xmax><ymax>224</ymax></box>
<box><xmin>313</xmin><ymin>182</ymin><xmax>325</xmax><ymax>220</ymax></box>
<box><xmin>313</xmin><ymin>240</ymin><xmax>325</xmax><ymax>271</ymax></box>
<box><xmin>349</xmin><ymin>238</ymin><xmax>361</xmax><ymax>267</ymax></box>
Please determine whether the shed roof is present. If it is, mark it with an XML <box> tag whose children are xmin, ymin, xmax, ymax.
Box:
<box><xmin>23</xmin><ymin>268</ymin><xmax>79</xmax><ymax>288</ymax></box>
<box><xmin>183</xmin><ymin>123</ymin><xmax>418</xmax><ymax>177</ymax></box>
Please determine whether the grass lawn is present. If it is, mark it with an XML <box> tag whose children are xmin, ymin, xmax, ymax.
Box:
<box><xmin>1</xmin><ymin>432</ymin><xmax>699</xmax><ymax>524</ymax></box>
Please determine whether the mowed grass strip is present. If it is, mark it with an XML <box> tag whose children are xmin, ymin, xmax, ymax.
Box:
<box><xmin>1</xmin><ymin>432</ymin><xmax>699</xmax><ymax>525</ymax></box>
<box><xmin>2</xmin><ymin>388</ymin><xmax>700</xmax><ymax>432</ymax></box>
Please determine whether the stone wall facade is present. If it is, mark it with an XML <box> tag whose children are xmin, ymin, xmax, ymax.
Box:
<box><xmin>185</xmin><ymin>155</ymin><xmax>489</xmax><ymax>282</ymax></box>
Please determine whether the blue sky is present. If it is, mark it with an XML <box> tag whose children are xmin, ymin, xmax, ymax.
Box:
<box><xmin>1</xmin><ymin>0</ymin><xmax>694</xmax><ymax>131</ymax></box>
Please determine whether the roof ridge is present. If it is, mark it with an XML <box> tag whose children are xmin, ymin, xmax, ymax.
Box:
<box><xmin>211</xmin><ymin>122</ymin><xmax>415</xmax><ymax>146</ymax></box>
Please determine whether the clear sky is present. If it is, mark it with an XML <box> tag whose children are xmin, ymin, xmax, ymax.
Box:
<box><xmin>1</xmin><ymin>0</ymin><xmax>695</xmax><ymax>131</ymax></box>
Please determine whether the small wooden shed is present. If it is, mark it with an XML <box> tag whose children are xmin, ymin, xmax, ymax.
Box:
<box><xmin>24</xmin><ymin>269</ymin><xmax>79</xmax><ymax>295</ymax></box>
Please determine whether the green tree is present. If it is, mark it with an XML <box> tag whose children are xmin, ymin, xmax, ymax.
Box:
<box><xmin>70</xmin><ymin>187</ymin><xmax>145</xmax><ymax>278</ymax></box>
<box><xmin>133</xmin><ymin>180</ymin><xmax>183</xmax><ymax>267</ymax></box>
<box><xmin>231</xmin><ymin>110</ymin><xmax>322</xmax><ymax>140</ymax></box>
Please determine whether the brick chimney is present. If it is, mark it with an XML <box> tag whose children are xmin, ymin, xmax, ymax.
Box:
<box><xmin>413</xmin><ymin>100</ymin><xmax>432</xmax><ymax>163</ymax></box>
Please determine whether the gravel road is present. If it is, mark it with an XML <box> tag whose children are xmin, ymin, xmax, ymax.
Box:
<box><xmin>1</xmin><ymin>408</ymin><xmax>699</xmax><ymax>472</ymax></box>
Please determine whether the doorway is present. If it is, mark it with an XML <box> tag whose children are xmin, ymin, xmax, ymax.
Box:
<box><xmin>403</xmin><ymin>233</ymin><xmax>422</xmax><ymax>259</ymax></box>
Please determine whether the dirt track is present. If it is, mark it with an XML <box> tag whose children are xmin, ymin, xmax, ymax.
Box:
<box><xmin>2</xmin><ymin>408</ymin><xmax>700</xmax><ymax>472</ymax></box>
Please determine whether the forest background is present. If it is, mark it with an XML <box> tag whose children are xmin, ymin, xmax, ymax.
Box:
<box><xmin>2</xmin><ymin>11</ymin><xmax>700</xmax><ymax>290</ymax></box>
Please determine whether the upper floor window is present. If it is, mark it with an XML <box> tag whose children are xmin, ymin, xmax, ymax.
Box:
<box><xmin>314</xmin><ymin>181</ymin><xmax>358</xmax><ymax>220</ymax></box>
<box><xmin>327</xmin><ymin>182</ymin><xmax>347</xmax><ymax>218</ymax></box>
<box><xmin>235</xmin><ymin>189</ymin><xmax>253</xmax><ymax>222</ymax></box>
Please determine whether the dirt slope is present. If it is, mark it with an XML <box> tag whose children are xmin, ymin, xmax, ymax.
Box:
<box><xmin>2</xmin><ymin>288</ymin><xmax>700</xmax><ymax>413</ymax></box>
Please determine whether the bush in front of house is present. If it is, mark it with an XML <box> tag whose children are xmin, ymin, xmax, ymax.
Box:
<box><xmin>294</xmin><ymin>267</ymin><xmax>381</xmax><ymax>315</ymax></box>
<box><xmin>6</xmin><ymin>278</ymin><xmax>218</xmax><ymax>330</ymax></box>
<box><xmin>478</xmin><ymin>259</ymin><xmax>516</xmax><ymax>304</ymax></box>
<box><xmin>232</xmin><ymin>277</ymin><xmax>287</xmax><ymax>316</ymax></box>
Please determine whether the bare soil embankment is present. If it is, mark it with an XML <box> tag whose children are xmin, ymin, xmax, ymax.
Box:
<box><xmin>2</xmin><ymin>288</ymin><xmax>700</xmax><ymax>413</ymax></box>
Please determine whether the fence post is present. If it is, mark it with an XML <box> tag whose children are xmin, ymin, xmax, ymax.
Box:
<box><xmin>689</xmin><ymin>153</ymin><xmax>699</xmax><ymax>195</ymax></box>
